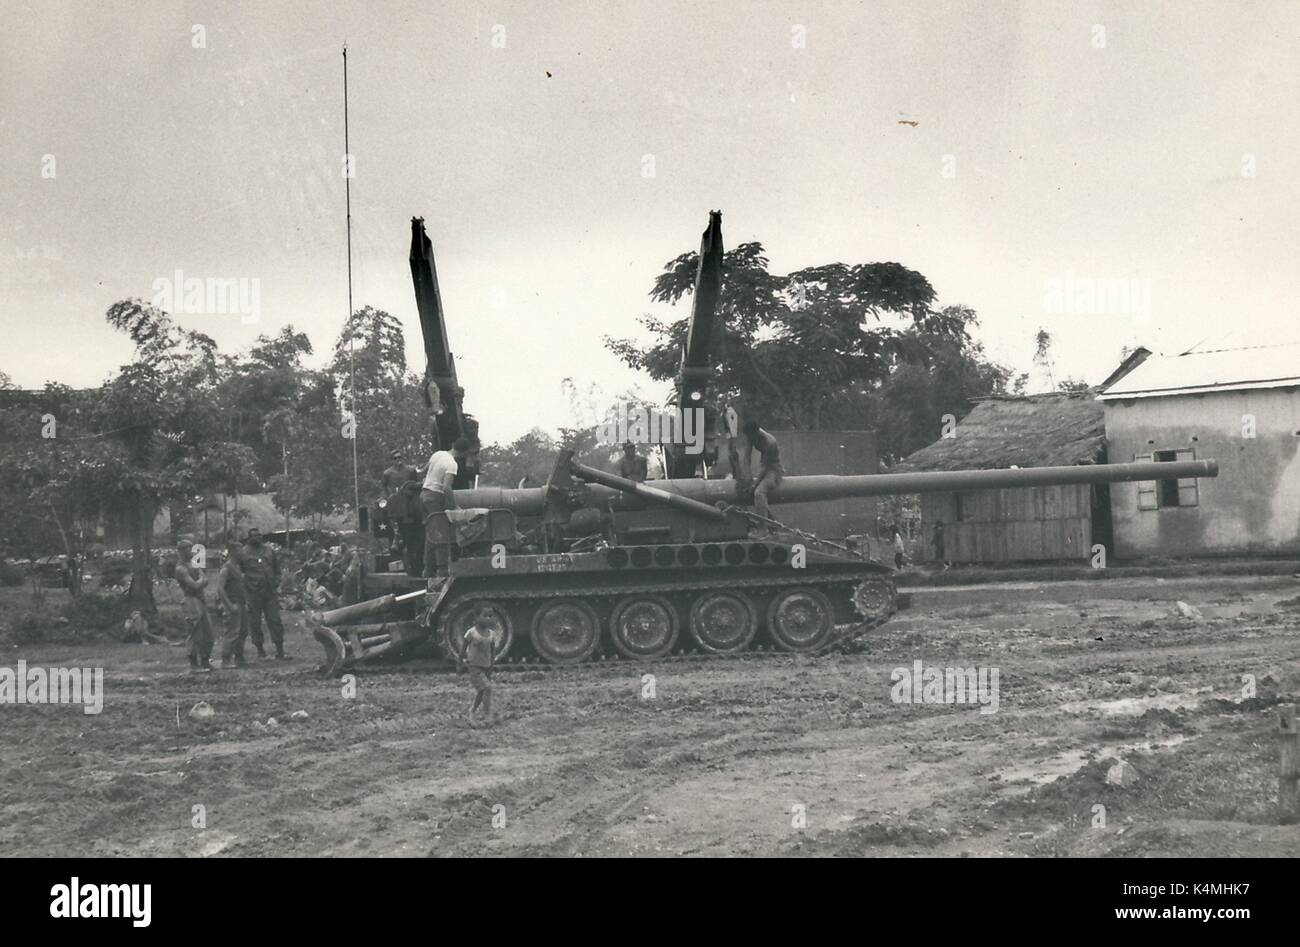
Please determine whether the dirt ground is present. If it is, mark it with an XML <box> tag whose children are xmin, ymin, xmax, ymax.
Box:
<box><xmin>2</xmin><ymin>573</ymin><xmax>1299</xmax><ymax>857</ymax></box>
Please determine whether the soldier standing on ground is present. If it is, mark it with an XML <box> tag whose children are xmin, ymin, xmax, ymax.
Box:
<box><xmin>174</xmin><ymin>540</ymin><xmax>214</xmax><ymax>673</ymax></box>
<box><xmin>458</xmin><ymin>613</ymin><xmax>497</xmax><ymax>725</ymax></box>
<box><xmin>62</xmin><ymin>555</ymin><xmax>81</xmax><ymax>597</ymax></box>
<box><xmin>242</xmin><ymin>528</ymin><xmax>287</xmax><ymax>659</ymax></box>
<box><xmin>932</xmin><ymin>520</ymin><xmax>949</xmax><ymax>570</ymax></box>
<box><xmin>216</xmin><ymin>539</ymin><xmax>249</xmax><ymax>668</ymax></box>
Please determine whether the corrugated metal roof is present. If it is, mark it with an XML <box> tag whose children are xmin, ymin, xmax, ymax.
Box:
<box><xmin>1096</xmin><ymin>342</ymin><xmax>1300</xmax><ymax>400</ymax></box>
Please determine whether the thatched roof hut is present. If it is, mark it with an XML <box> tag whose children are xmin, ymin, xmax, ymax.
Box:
<box><xmin>897</xmin><ymin>392</ymin><xmax>1105</xmax><ymax>472</ymax></box>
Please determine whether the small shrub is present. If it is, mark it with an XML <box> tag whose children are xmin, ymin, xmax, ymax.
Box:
<box><xmin>61</xmin><ymin>590</ymin><xmax>128</xmax><ymax>635</ymax></box>
<box><xmin>7</xmin><ymin>611</ymin><xmax>47</xmax><ymax>645</ymax></box>
<box><xmin>97</xmin><ymin>561</ymin><xmax>131</xmax><ymax>588</ymax></box>
<box><xmin>0</xmin><ymin>562</ymin><xmax>24</xmax><ymax>587</ymax></box>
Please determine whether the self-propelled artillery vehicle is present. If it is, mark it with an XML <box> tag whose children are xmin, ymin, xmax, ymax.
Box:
<box><xmin>305</xmin><ymin>212</ymin><xmax>1220</xmax><ymax>674</ymax></box>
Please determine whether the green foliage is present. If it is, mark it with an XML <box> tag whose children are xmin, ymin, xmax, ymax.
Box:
<box><xmin>327</xmin><ymin>306</ymin><xmax>436</xmax><ymax>508</ymax></box>
<box><xmin>866</xmin><ymin>315</ymin><xmax>1020</xmax><ymax>463</ymax></box>
<box><xmin>607</xmin><ymin>240</ymin><xmax>1017</xmax><ymax>451</ymax></box>
<box><xmin>97</xmin><ymin>560</ymin><xmax>131</xmax><ymax>587</ymax></box>
<box><xmin>332</xmin><ymin>304</ymin><xmax>408</xmax><ymax>396</ymax></box>
<box><xmin>10</xmin><ymin>611</ymin><xmax>46</xmax><ymax>645</ymax></box>
<box><xmin>61</xmin><ymin>590</ymin><xmax>128</xmax><ymax>634</ymax></box>
<box><xmin>479</xmin><ymin>428</ymin><xmax>559</xmax><ymax>487</ymax></box>
<box><xmin>478</xmin><ymin>425</ymin><xmax>618</xmax><ymax>488</ymax></box>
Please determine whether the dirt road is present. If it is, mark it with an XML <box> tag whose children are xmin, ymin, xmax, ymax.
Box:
<box><xmin>2</xmin><ymin>574</ymin><xmax>1299</xmax><ymax>857</ymax></box>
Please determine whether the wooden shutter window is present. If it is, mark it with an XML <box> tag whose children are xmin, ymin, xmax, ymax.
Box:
<box><xmin>1174</xmin><ymin>448</ymin><xmax>1199</xmax><ymax>507</ymax></box>
<box><xmin>1134</xmin><ymin>452</ymin><xmax>1157</xmax><ymax>511</ymax></box>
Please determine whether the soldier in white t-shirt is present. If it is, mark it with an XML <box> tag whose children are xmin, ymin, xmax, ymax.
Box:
<box><xmin>420</xmin><ymin>437</ymin><xmax>469</xmax><ymax>578</ymax></box>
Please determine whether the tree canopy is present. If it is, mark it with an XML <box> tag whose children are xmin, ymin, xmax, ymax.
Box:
<box><xmin>605</xmin><ymin>240</ymin><xmax>1022</xmax><ymax>462</ymax></box>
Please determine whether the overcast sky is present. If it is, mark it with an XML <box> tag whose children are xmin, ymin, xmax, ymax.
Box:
<box><xmin>3</xmin><ymin>0</ymin><xmax>1298</xmax><ymax>442</ymax></box>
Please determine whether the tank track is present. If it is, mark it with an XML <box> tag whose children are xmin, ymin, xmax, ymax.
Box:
<box><xmin>430</xmin><ymin>570</ymin><xmax>896</xmax><ymax>665</ymax></box>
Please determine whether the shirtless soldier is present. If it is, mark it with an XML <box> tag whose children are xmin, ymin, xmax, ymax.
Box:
<box><xmin>216</xmin><ymin>539</ymin><xmax>249</xmax><ymax>668</ymax></box>
<box><xmin>457</xmin><ymin>614</ymin><xmax>498</xmax><ymax>725</ymax></box>
<box><xmin>174</xmin><ymin>540</ymin><xmax>214</xmax><ymax>673</ymax></box>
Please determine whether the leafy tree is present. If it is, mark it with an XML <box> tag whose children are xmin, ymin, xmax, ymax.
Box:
<box><xmin>332</xmin><ymin>304</ymin><xmax>408</xmax><ymax>398</ymax></box>
<box><xmin>213</xmin><ymin>325</ymin><xmax>317</xmax><ymax>482</ymax></box>
<box><xmin>607</xmin><ymin>243</ymin><xmax>952</xmax><ymax>430</ymax></box>
<box><xmin>479</xmin><ymin>428</ymin><xmax>559</xmax><ymax>487</ymax></box>
<box><xmin>329</xmin><ymin>306</ymin><xmax>437</xmax><ymax>509</ymax></box>
<box><xmin>860</xmin><ymin>311</ymin><xmax>1025</xmax><ymax>462</ymax></box>
<box><xmin>0</xmin><ymin>385</ymin><xmax>97</xmax><ymax>564</ymax></box>
<box><xmin>606</xmin><ymin>242</ymin><xmax>1020</xmax><ymax>459</ymax></box>
<box><xmin>73</xmin><ymin>301</ymin><xmax>256</xmax><ymax>609</ymax></box>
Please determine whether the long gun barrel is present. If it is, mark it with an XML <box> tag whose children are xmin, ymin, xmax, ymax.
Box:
<box><xmin>453</xmin><ymin>459</ymin><xmax>1218</xmax><ymax>517</ymax></box>
<box><xmin>569</xmin><ymin>460</ymin><xmax>727</xmax><ymax>521</ymax></box>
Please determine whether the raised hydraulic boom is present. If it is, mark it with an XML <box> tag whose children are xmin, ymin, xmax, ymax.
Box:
<box><xmin>409</xmin><ymin>217</ymin><xmax>477</xmax><ymax>460</ymax></box>
<box><xmin>665</xmin><ymin>210</ymin><xmax>724</xmax><ymax>479</ymax></box>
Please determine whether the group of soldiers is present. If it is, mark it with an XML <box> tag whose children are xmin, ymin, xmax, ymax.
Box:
<box><xmin>296</xmin><ymin>543</ymin><xmax>362</xmax><ymax>609</ymax></box>
<box><xmin>173</xmin><ymin>528</ymin><xmax>287</xmax><ymax>673</ymax></box>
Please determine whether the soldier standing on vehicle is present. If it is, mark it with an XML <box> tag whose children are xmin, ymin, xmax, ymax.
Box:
<box><xmin>618</xmin><ymin>441</ymin><xmax>648</xmax><ymax>483</ymax></box>
<box><xmin>242</xmin><ymin>528</ymin><xmax>287</xmax><ymax>659</ymax></box>
<box><xmin>381</xmin><ymin>449</ymin><xmax>416</xmax><ymax>494</ymax></box>
<box><xmin>216</xmin><ymin>539</ymin><xmax>248</xmax><ymax>668</ymax></box>
<box><xmin>742</xmin><ymin>420</ymin><xmax>784</xmax><ymax>525</ymax></box>
<box><xmin>457</xmin><ymin>613</ymin><xmax>497</xmax><ymax>725</ymax></box>
<box><xmin>174</xmin><ymin>540</ymin><xmax>214</xmax><ymax>673</ymax></box>
<box><xmin>420</xmin><ymin>437</ymin><xmax>469</xmax><ymax>580</ymax></box>
<box><xmin>383</xmin><ymin>450</ymin><xmax>425</xmax><ymax>577</ymax></box>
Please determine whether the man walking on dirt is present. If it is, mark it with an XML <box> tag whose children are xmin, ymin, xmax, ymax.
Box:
<box><xmin>174</xmin><ymin>540</ymin><xmax>214</xmax><ymax>673</ymax></box>
<box><xmin>891</xmin><ymin>524</ymin><xmax>907</xmax><ymax>570</ymax></box>
<box><xmin>457</xmin><ymin>613</ymin><xmax>497</xmax><ymax>724</ymax></box>
<box><xmin>242</xmin><ymin>528</ymin><xmax>287</xmax><ymax>659</ymax></box>
<box><xmin>421</xmin><ymin>437</ymin><xmax>469</xmax><ymax>580</ymax></box>
<box><xmin>216</xmin><ymin>539</ymin><xmax>249</xmax><ymax>668</ymax></box>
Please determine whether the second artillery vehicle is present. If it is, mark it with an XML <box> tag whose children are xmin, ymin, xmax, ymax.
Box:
<box><xmin>307</xmin><ymin>212</ymin><xmax>1221</xmax><ymax>673</ymax></box>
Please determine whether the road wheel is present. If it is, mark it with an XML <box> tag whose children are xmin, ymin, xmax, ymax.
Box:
<box><xmin>610</xmin><ymin>595</ymin><xmax>678</xmax><ymax>659</ymax></box>
<box><xmin>441</xmin><ymin>600</ymin><xmax>513</xmax><ymax>661</ymax></box>
<box><xmin>531</xmin><ymin>599</ymin><xmax>601</xmax><ymax>665</ymax></box>
<box><xmin>851</xmin><ymin>577</ymin><xmax>895</xmax><ymax>623</ymax></box>
<box><xmin>766</xmin><ymin>587</ymin><xmax>834</xmax><ymax>652</ymax></box>
<box><xmin>689</xmin><ymin>591</ymin><xmax>757</xmax><ymax>654</ymax></box>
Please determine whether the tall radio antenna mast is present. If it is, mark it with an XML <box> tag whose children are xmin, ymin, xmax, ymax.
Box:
<box><xmin>343</xmin><ymin>43</ymin><xmax>360</xmax><ymax>528</ymax></box>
